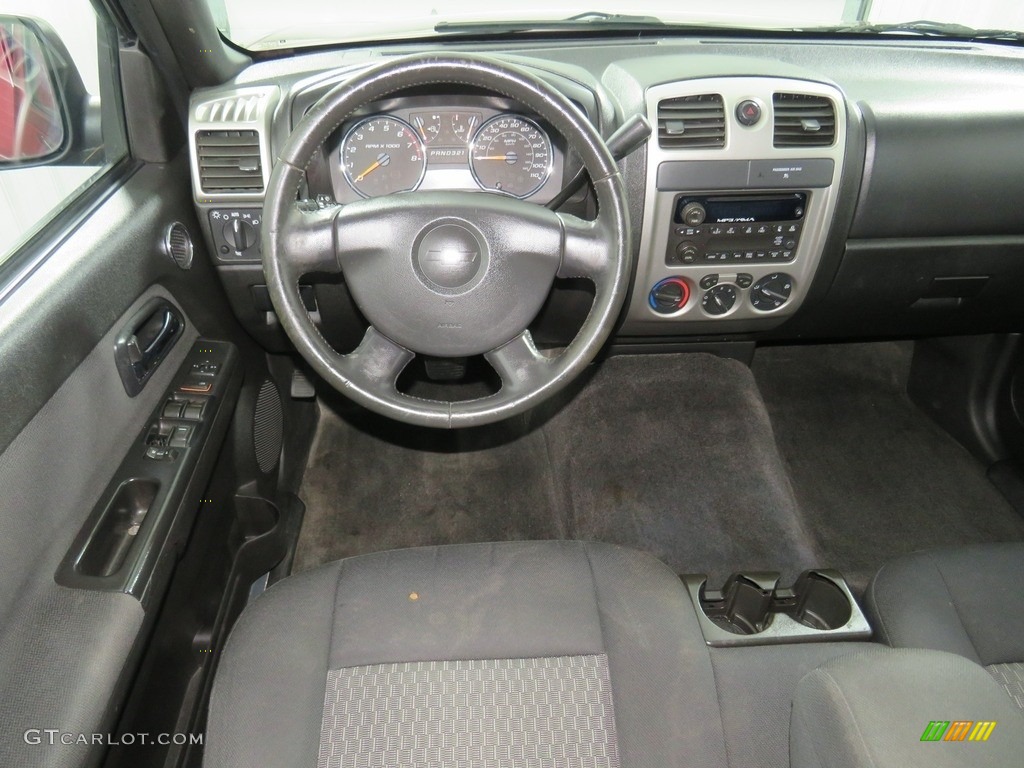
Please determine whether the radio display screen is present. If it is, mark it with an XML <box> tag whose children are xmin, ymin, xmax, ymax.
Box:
<box><xmin>674</xmin><ymin>193</ymin><xmax>806</xmax><ymax>224</ymax></box>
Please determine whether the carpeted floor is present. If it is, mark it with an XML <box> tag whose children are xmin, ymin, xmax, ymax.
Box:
<box><xmin>293</xmin><ymin>353</ymin><xmax>820</xmax><ymax>584</ymax></box>
<box><xmin>752</xmin><ymin>341</ymin><xmax>1024</xmax><ymax>588</ymax></box>
<box><xmin>294</xmin><ymin>343</ymin><xmax>1024</xmax><ymax>590</ymax></box>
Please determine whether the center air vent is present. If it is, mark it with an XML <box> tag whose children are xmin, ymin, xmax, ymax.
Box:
<box><xmin>195</xmin><ymin>129</ymin><xmax>264</xmax><ymax>194</ymax></box>
<box><xmin>773</xmin><ymin>93</ymin><xmax>836</xmax><ymax>148</ymax></box>
<box><xmin>657</xmin><ymin>94</ymin><xmax>726</xmax><ymax>149</ymax></box>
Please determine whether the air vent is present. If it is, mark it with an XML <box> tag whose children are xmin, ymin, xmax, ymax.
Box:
<box><xmin>657</xmin><ymin>94</ymin><xmax>726</xmax><ymax>149</ymax></box>
<box><xmin>773</xmin><ymin>93</ymin><xmax>836</xmax><ymax>148</ymax></box>
<box><xmin>194</xmin><ymin>94</ymin><xmax>266</xmax><ymax>123</ymax></box>
<box><xmin>163</xmin><ymin>222</ymin><xmax>193</xmax><ymax>270</ymax></box>
<box><xmin>195</xmin><ymin>129</ymin><xmax>264</xmax><ymax>193</ymax></box>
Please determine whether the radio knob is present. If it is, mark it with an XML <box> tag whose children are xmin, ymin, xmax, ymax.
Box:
<box><xmin>681</xmin><ymin>202</ymin><xmax>707</xmax><ymax>226</ymax></box>
<box><xmin>675</xmin><ymin>241</ymin><xmax>699</xmax><ymax>263</ymax></box>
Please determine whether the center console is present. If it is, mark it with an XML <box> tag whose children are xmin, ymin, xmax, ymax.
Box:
<box><xmin>623</xmin><ymin>77</ymin><xmax>847</xmax><ymax>335</ymax></box>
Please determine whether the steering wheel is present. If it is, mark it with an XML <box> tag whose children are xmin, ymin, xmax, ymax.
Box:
<box><xmin>262</xmin><ymin>52</ymin><xmax>630</xmax><ymax>428</ymax></box>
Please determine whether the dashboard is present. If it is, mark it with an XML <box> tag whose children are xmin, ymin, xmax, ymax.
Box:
<box><xmin>187</xmin><ymin>37</ymin><xmax>1024</xmax><ymax>352</ymax></box>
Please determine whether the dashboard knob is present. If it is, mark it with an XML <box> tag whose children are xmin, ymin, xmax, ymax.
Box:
<box><xmin>681</xmin><ymin>202</ymin><xmax>707</xmax><ymax>226</ymax></box>
<box><xmin>649</xmin><ymin>277</ymin><xmax>690</xmax><ymax>314</ymax></box>
<box><xmin>675</xmin><ymin>241</ymin><xmax>699</xmax><ymax>263</ymax></box>
<box><xmin>223</xmin><ymin>218</ymin><xmax>256</xmax><ymax>252</ymax></box>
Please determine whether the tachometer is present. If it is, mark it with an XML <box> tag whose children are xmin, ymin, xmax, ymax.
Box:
<box><xmin>469</xmin><ymin>115</ymin><xmax>552</xmax><ymax>198</ymax></box>
<box><xmin>341</xmin><ymin>116</ymin><xmax>426</xmax><ymax>197</ymax></box>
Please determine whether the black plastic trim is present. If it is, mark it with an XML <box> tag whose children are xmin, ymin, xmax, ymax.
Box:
<box><xmin>55</xmin><ymin>338</ymin><xmax>241</xmax><ymax>608</ymax></box>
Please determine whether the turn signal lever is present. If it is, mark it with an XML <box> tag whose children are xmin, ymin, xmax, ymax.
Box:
<box><xmin>546</xmin><ymin>113</ymin><xmax>652</xmax><ymax>210</ymax></box>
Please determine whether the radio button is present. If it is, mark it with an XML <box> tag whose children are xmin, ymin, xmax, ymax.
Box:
<box><xmin>782</xmin><ymin>250</ymin><xmax>794</xmax><ymax>260</ymax></box>
<box><xmin>742</xmin><ymin>225</ymin><xmax>754</xmax><ymax>235</ymax></box>
<box><xmin>756</xmin><ymin>251</ymin><xmax>768</xmax><ymax>260</ymax></box>
<box><xmin>769</xmin><ymin>250</ymin><xmax>782</xmax><ymax>260</ymax></box>
<box><xmin>757</xmin><ymin>225</ymin><xmax>770</xmax><ymax>235</ymax></box>
<box><xmin>710</xmin><ymin>225</ymin><xmax>723</xmax><ymax>235</ymax></box>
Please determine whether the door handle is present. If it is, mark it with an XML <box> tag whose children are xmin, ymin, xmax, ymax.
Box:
<box><xmin>126</xmin><ymin>308</ymin><xmax>178</xmax><ymax>368</ymax></box>
<box><xmin>115</xmin><ymin>299</ymin><xmax>184</xmax><ymax>396</ymax></box>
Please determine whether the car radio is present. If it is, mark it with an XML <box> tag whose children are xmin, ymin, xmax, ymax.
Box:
<box><xmin>665</xmin><ymin>193</ymin><xmax>807</xmax><ymax>267</ymax></box>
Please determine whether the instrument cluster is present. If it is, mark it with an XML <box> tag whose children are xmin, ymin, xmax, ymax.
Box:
<box><xmin>329</xmin><ymin>99</ymin><xmax>565</xmax><ymax>204</ymax></box>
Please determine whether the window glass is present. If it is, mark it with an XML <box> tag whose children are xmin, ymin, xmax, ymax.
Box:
<box><xmin>0</xmin><ymin>0</ymin><xmax>127</xmax><ymax>262</ymax></box>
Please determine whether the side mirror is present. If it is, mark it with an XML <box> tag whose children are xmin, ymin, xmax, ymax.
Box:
<box><xmin>0</xmin><ymin>15</ymin><xmax>96</xmax><ymax>167</ymax></box>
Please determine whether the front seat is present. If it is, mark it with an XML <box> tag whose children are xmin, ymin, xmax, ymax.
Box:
<box><xmin>204</xmin><ymin>541</ymin><xmax>730</xmax><ymax>768</ymax></box>
<box><xmin>866</xmin><ymin>542</ymin><xmax>1024</xmax><ymax>709</ymax></box>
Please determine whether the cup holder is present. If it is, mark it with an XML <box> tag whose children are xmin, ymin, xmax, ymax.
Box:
<box><xmin>700</xmin><ymin>573</ymin><xmax>778</xmax><ymax>635</ymax></box>
<box><xmin>790</xmin><ymin>571</ymin><xmax>853</xmax><ymax>631</ymax></box>
<box><xmin>688</xmin><ymin>568</ymin><xmax>870</xmax><ymax>646</ymax></box>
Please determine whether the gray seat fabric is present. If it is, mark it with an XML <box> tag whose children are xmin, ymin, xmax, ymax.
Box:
<box><xmin>204</xmin><ymin>540</ymin><xmax>729</xmax><ymax>768</ymax></box>
<box><xmin>791</xmin><ymin>647</ymin><xmax>1024</xmax><ymax>768</ymax></box>
<box><xmin>866</xmin><ymin>543</ymin><xmax>1024</xmax><ymax>666</ymax></box>
<box><xmin>867</xmin><ymin>543</ymin><xmax>1024</xmax><ymax>713</ymax></box>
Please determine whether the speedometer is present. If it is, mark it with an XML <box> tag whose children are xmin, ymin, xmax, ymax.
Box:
<box><xmin>341</xmin><ymin>116</ymin><xmax>426</xmax><ymax>198</ymax></box>
<box><xmin>469</xmin><ymin>115</ymin><xmax>552</xmax><ymax>199</ymax></box>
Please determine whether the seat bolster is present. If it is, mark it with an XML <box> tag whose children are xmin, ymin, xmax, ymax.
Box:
<box><xmin>791</xmin><ymin>647</ymin><xmax>1024</xmax><ymax>768</ymax></box>
<box><xmin>205</xmin><ymin>562</ymin><xmax>344</xmax><ymax>768</ymax></box>
<box><xmin>584</xmin><ymin>542</ymin><xmax>730</xmax><ymax>768</ymax></box>
<box><xmin>867</xmin><ymin>543</ymin><xmax>1024</xmax><ymax>665</ymax></box>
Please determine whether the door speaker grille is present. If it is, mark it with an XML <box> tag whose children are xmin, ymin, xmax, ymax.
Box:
<box><xmin>253</xmin><ymin>380</ymin><xmax>283</xmax><ymax>474</ymax></box>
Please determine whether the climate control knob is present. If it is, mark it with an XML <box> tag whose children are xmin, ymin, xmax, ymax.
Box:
<box><xmin>750</xmin><ymin>273</ymin><xmax>794</xmax><ymax>311</ymax></box>
<box><xmin>702</xmin><ymin>284</ymin><xmax>738</xmax><ymax>316</ymax></box>
<box><xmin>649</xmin><ymin>277</ymin><xmax>691</xmax><ymax>314</ymax></box>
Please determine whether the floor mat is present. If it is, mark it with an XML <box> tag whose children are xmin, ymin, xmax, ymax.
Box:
<box><xmin>294</xmin><ymin>353</ymin><xmax>820</xmax><ymax>583</ymax></box>
<box><xmin>753</xmin><ymin>342</ymin><xmax>1024</xmax><ymax>589</ymax></box>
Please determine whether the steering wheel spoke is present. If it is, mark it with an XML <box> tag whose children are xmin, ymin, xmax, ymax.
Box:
<box><xmin>338</xmin><ymin>326</ymin><xmax>415</xmax><ymax>394</ymax></box>
<box><xmin>557</xmin><ymin>213</ymin><xmax>613</xmax><ymax>282</ymax></box>
<box><xmin>485</xmin><ymin>330</ymin><xmax>551</xmax><ymax>394</ymax></box>
<box><xmin>276</xmin><ymin>202</ymin><xmax>343</xmax><ymax>278</ymax></box>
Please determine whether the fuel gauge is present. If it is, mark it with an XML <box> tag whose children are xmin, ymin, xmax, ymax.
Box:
<box><xmin>410</xmin><ymin>114</ymin><xmax>443</xmax><ymax>144</ymax></box>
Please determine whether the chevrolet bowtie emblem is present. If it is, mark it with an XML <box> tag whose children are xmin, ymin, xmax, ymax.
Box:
<box><xmin>425</xmin><ymin>248</ymin><xmax>479</xmax><ymax>267</ymax></box>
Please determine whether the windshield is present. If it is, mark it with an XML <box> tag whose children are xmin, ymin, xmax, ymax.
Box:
<box><xmin>208</xmin><ymin>0</ymin><xmax>1024</xmax><ymax>50</ymax></box>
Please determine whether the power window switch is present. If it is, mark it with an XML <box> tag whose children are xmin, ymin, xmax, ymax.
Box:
<box><xmin>162</xmin><ymin>401</ymin><xmax>185</xmax><ymax>419</ymax></box>
<box><xmin>169</xmin><ymin>426</ymin><xmax>192</xmax><ymax>449</ymax></box>
<box><xmin>183</xmin><ymin>403</ymin><xmax>204</xmax><ymax>421</ymax></box>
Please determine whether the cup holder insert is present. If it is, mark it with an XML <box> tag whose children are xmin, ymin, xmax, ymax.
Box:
<box><xmin>700</xmin><ymin>572</ymin><xmax>779</xmax><ymax>635</ymax></box>
<box><xmin>698</xmin><ymin>569</ymin><xmax>854</xmax><ymax>636</ymax></box>
<box><xmin>790</xmin><ymin>572</ymin><xmax>852</xmax><ymax>630</ymax></box>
